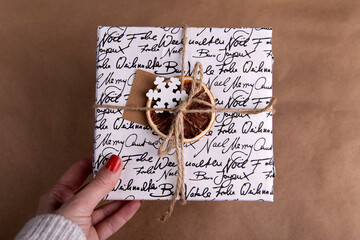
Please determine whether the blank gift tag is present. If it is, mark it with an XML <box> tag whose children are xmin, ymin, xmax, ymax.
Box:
<box><xmin>122</xmin><ymin>70</ymin><xmax>157</xmax><ymax>126</ymax></box>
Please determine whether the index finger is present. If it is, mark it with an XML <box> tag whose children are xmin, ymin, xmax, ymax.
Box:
<box><xmin>37</xmin><ymin>156</ymin><xmax>93</xmax><ymax>214</ymax></box>
<box><xmin>57</xmin><ymin>156</ymin><xmax>93</xmax><ymax>192</ymax></box>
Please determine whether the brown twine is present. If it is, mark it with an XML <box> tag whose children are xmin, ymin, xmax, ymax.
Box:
<box><xmin>94</xmin><ymin>25</ymin><xmax>277</xmax><ymax>222</ymax></box>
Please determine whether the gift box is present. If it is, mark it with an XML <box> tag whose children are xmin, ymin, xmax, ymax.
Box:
<box><xmin>94</xmin><ymin>26</ymin><xmax>274</xmax><ymax>201</ymax></box>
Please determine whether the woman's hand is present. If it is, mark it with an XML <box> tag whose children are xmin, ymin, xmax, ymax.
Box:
<box><xmin>37</xmin><ymin>155</ymin><xmax>141</xmax><ymax>240</ymax></box>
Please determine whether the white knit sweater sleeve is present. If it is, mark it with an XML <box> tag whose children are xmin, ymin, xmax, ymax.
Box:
<box><xmin>15</xmin><ymin>214</ymin><xmax>86</xmax><ymax>240</ymax></box>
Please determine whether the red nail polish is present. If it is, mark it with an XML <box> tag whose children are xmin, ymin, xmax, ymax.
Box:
<box><xmin>105</xmin><ymin>155</ymin><xmax>122</xmax><ymax>172</ymax></box>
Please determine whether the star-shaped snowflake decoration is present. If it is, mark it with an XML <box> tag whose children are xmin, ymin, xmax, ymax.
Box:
<box><xmin>146</xmin><ymin>77</ymin><xmax>188</xmax><ymax>113</ymax></box>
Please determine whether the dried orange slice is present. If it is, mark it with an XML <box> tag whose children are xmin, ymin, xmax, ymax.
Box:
<box><xmin>146</xmin><ymin>76</ymin><xmax>216</xmax><ymax>143</ymax></box>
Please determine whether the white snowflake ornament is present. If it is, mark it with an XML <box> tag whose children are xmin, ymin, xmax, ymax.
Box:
<box><xmin>146</xmin><ymin>77</ymin><xmax>188</xmax><ymax>113</ymax></box>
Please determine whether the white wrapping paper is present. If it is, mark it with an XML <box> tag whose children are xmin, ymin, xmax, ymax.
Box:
<box><xmin>94</xmin><ymin>26</ymin><xmax>274</xmax><ymax>201</ymax></box>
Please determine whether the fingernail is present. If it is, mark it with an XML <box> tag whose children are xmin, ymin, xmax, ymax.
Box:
<box><xmin>105</xmin><ymin>155</ymin><xmax>122</xmax><ymax>172</ymax></box>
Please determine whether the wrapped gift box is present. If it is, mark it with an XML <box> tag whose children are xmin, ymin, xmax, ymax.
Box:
<box><xmin>94</xmin><ymin>26</ymin><xmax>274</xmax><ymax>201</ymax></box>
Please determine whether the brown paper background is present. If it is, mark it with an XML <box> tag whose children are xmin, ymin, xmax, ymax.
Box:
<box><xmin>1</xmin><ymin>0</ymin><xmax>360</xmax><ymax>239</ymax></box>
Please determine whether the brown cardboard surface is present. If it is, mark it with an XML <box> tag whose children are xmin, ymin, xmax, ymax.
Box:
<box><xmin>122</xmin><ymin>70</ymin><xmax>157</xmax><ymax>126</ymax></box>
<box><xmin>1</xmin><ymin>0</ymin><xmax>360</xmax><ymax>239</ymax></box>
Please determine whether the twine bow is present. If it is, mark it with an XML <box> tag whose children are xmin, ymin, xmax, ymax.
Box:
<box><xmin>157</xmin><ymin>61</ymin><xmax>208</xmax><ymax>221</ymax></box>
<box><xmin>94</xmin><ymin>25</ymin><xmax>277</xmax><ymax>222</ymax></box>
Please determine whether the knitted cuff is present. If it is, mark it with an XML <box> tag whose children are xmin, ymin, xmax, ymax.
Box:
<box><xmin>15</xmin><ymin>214</ymin><xmax>86</xmax><ymax>240</ymax></box>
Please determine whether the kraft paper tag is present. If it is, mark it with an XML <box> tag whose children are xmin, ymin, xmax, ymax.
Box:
<box><xmin>122</xmin><ymin>69</ymin><xmax>157</xmax><ymax>126</ymax></box>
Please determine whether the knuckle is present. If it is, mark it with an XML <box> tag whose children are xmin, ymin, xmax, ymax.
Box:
<box><xmin>68</xmin><ymin>197</ymin><xmax>91</xmax><ymax>214</ymax></box>
<box><xmin>41</xmin><ymin>184</ymin><xmax>73</xmax><ymax>204</ymax></box>
<box><xmin>104</xmin><ymin>218</ymin><xmax>123</xmax><ymax>235</ymax></box>
<box><xmin>92</xmin><ymin>176</ymin><xmax>108</xmax><ymax>188</ymax></box>
<box><xmin>93</xmin><ymin>174</ymin><xmax>116</xmax><ymax>189</ymax></box>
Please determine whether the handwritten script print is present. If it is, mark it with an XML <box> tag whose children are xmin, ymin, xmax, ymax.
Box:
<box><xmin>95</xmin><ymin>26</ymin><xmax>274</xmax><ymax>201</ymax></box>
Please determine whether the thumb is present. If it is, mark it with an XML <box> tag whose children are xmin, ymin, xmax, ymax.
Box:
<box><xmin>70</xmin><ymin>155</ymin><xmax>122</xmax><ymax>213</ymax></box>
